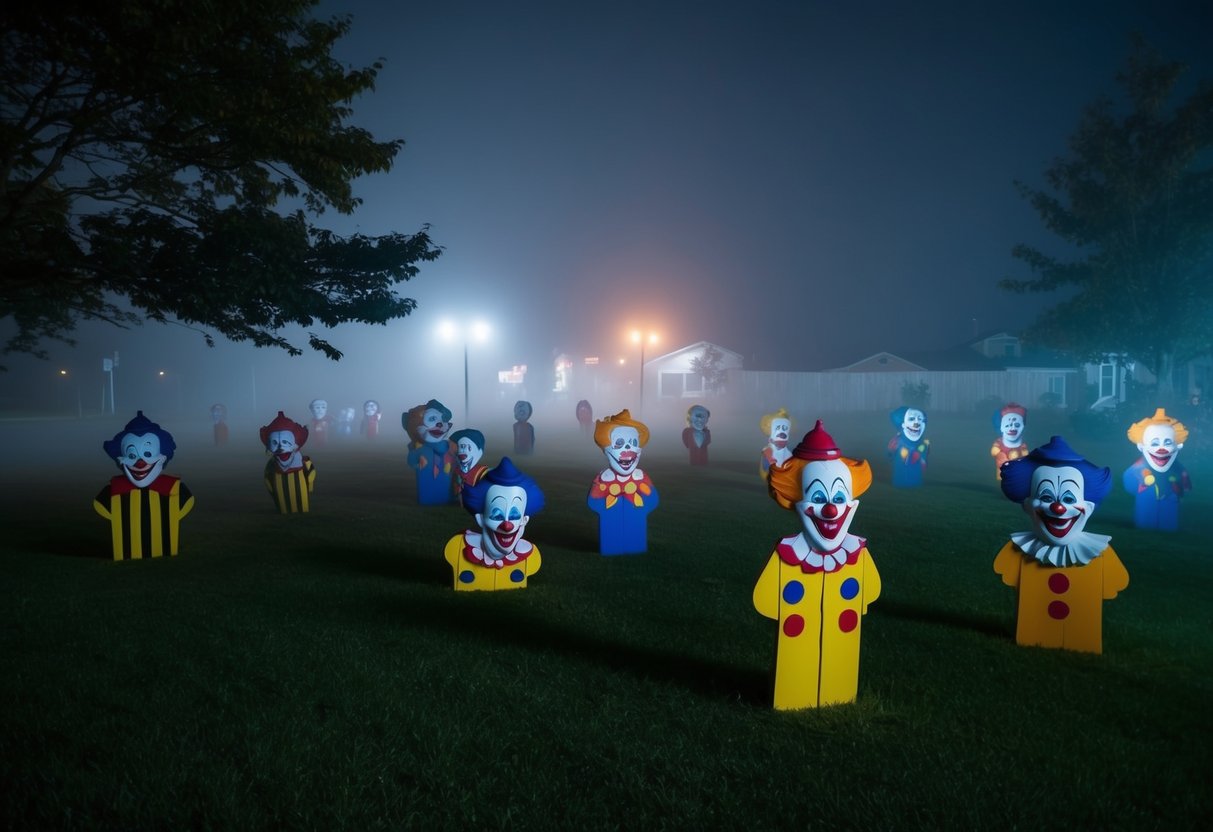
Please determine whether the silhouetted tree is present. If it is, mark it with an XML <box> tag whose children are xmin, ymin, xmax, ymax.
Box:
<box><xmin>688</xmin><ymin>345</ymin><xmax>728</xmax><ymax>393</ymax></box>
<box><xmin>1001</xmin><ymin>39</ymin><xmax>1213</xmax><ymax>401</ymax></box>
<box><xmin>0</xmin><ymin>0</ymin><xmax>441</xmax><ymax>365</ymax></box>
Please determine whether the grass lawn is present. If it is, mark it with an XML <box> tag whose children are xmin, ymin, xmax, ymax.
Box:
<box><xmin>2</xmin><ymin>410</ymin><xmax>1211</xmax><ymax>830</ymax></box>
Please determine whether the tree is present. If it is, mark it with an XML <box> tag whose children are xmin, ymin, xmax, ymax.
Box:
<box><xmin>0</xmin><ymin>0</ymin><xmax>441</xmax><ymax>365</ymax></box>
<box><xmin>1000</xmin><ymin>39</ymin><xmax>1213</xmax><ymax>402</ymax></box>
<box><xmin>688</xmin><ymin>344</ymin><xmax>728</xmax><ymax>394</ymax></box>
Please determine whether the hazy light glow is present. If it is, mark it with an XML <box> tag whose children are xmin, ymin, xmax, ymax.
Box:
<box><xmin>438</xmin><ymin>319</ymin><xmax>492</xmax><ymax>343</ymax></box>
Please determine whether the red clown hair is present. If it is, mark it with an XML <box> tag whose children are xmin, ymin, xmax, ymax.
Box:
<box><xmin>259</xmin><ymin>411</ymin><xmax>308</xmax><ymax>449</ymax></box>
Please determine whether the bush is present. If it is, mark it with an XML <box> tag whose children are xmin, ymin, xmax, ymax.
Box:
<box><xmin>901</xmin><ymin>380</ymin><xmax>931</xmax><ymax>410</ymax></box>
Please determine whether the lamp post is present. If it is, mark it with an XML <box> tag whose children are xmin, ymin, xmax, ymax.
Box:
<box><xmin>157</xmin><ymin>369</ymin><xmax>183</xmax><ymax>414</ymax></box>
<box><xmin>439</xmin><ymin>319</ymin><xmax>491</xmax><ymax>421</ymax></box>
<box><xmin>630</xmin><ymin>329</ymin><xmax>658</xmax><ymax>414</ymax></box>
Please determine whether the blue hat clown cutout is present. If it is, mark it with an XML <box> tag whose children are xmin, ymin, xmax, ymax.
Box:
<box><xmin>94</xmin><ymin>411</ymin><xmax>194</xmax><ymax>560</ymax></box>
<box><xmin>1123</xmin><ymin>408</ymin><xmax>1191</xmax><ymax>531</ymax></box>
<box><xmin>887</xmin><ymin>405</ymin><xmax>928</xmax><ymax>487</ymax></box>
<box><xmin>994</xmin><ymin>436</ymin><xmax>1127</xmax><ymax>654</ymax></box>
<box><xmin>404</xmin><ymin>399</ymin><xmax>457</xmax><ymax>505</ymax></box>
<box><xmin>588</xmin><ymin>409</ymin><xmax>659</xmax><ymax>555</ymax></box>
<box><xmin>260</xmin><ymin>411</ymin><xmax>316</xmax><ymax>514</ymax></box>
<box><xmin>444</xmin><ymin>457</ymin><xmax>545</xmax><ymax>591</ymax></box>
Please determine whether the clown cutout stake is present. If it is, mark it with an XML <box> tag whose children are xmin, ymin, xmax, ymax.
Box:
<box><xmin>361</xmin><ymin>400</ymin><xmax>381</xmax><ymax>439</ymax></box>
<box><xmin>760</xmin><ymin>407</ymin><xmax>793</xmax><ymax>477</ymax></box>
<box><xmin>683</xmin><ymin>404</ymin><xmax>711</xmax><ymax>465</ymax></box>
<box><xmin>994</xmin><ymin>436</ymin><xmax>1128</xmax><ymax>654</ymax></box>
<box><xmin>95</xmin><ymin>411</ymin><xmax>195</xmax><ymax>560</ymax></box>
<box><xmin>1123</xmin><ymin>408</ymin><xmax>1192</xmax><ymax>531</ymax></box>
<box><xmin>588</xmin><ymin>409</ymin><xmax>659</xmax><ymax>555</ymax></box>
<box><xmin>444</xmin><ymin>458</ymin><xmax>544</xmax><ymax>591</ymax></box>
<box><xmin>404</xmin><ymin>399</ymin><xmax>457</xmax><ymax>505</ymax></box>
<box><xmin>450</xmin><ymin>428</ymin><xmax>489</xmax><ymax>503</ymax></box>
<box><xmin>308</xmin><ymin>399</ymin><xmax>333</xmax><ymax>447</ymax></box>
<box><xmin>754</xmin><ymin>421</ymin><xmax>881</xmax><ymax>710</ymax></box>
<box><xmin>887</xmin><ymin>406</ymin><xmax>929</xmax><ymax>487</ymax></box>
<box><xmin>991</xmin><ymin>403</ymin><xmax>1027</xmax><ymax>479</ymax></box>
<box><xmin>260</xmin><ymin>411</ymin><xmax>316</xmax><ymax>514</ymax></box>
<box><xmin>513</xmin><ymin>400</ymin><xmax>535</xmax><ymax>455</ymax></box>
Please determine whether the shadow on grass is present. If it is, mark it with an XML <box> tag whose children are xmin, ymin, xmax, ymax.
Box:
<box><xmin>875</xmin><ymin>598</ymin><xmax>1008</xmax><ymax>638</ymax></box>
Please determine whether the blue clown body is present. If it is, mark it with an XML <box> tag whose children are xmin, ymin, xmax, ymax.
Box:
<box><xmin>1122</xmin><ymin>458</ymin><xmax>1190</xmax><ymax>531</ymax></box>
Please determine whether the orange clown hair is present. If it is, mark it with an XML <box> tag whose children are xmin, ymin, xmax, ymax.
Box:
<box><xmin>1126</xmin><ymin>407</ymin><xmax>1189</xmax><ymax>445</ymax></box>
<box><xmin>593</xmin><ymin>409</ymin><xmax>650</xmax><ymax>449</ymax></box>
<box><xmin>760</xmin><ymin>407</ymin><xmax>791</xmax><ymax>436</ymax></box>
<box><xmin>767</xmin><ymin>420</ymin><xmax>872</xmax><ymax>510</ymax></box>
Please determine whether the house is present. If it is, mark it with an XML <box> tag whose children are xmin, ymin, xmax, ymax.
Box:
<box><xmin>648</xmin><ymin>341</ymin><xmax>745</xmax><ymax>400</ymax></box>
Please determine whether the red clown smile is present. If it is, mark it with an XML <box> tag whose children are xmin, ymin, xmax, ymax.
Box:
<box><xmin>492</xmin><ymin>522</ymin><xmax>518</xmax><ymax>551</ymax></box>
<box><xmin>807</xmin><ymin>504</ymin><xmax>851</xmax><ymax>538</ymax></box>
<box><xmin>1149</xmin><ymin>451</ymin><xmax>1171</xmax><ymax>467</ymax></box>
<box><xmin>1039</xmin><ymin>511</ymin><xmax>1079</xmax><ymax>537</ymax></box>
<box><xmin>126</xmin><ymin>462</ymin><xmax>153</xmax><ymax>481</ymax></box>
<box><xmin>616</xmin><ymin>451</ymin><xmax>637</xmax><ymax>470</ymax></box>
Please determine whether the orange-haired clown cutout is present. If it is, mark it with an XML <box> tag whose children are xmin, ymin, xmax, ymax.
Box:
<box><xmin>754</xmin><ymin>420</ymin><xmax>881</xmax><ymax>709</ymax></box>
<box><xmin>588</xmin><ymin>409</ymin><xmax>659</xmax><ymax>555</ymax></box>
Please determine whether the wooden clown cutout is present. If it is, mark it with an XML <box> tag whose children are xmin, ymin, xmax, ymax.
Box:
<box><xmin>450</xmin><ymin>428</ymin><xmax>489</xmax><ymax>502</ymax></box>
<box><xmin>754</xmin><ymin>421</ymin><xmax>880</xmax><ymax>710</ymax></box>
<box><xmin>991</xmin><ymin>402</ymin><xmax>1027</xmax><ymax>479</ymax></box>
<box><xmin>210</xmin><ymin>403</ymin><xmax>229</xmax><ymax>446</ymax></box>
<box><xmin>361</xmin><ymin>399</ymin><xmax>381</xmax><ymax>439</ymax></box>
<box><xmin>994</xmin><ymin>436</ymin><xmax>1128</xmax><ymax>654</ymax></box>
<box><xmin>588</xmin><ymin>409</ymin><xmax>659</xmax><ymax>555</ymax></box>
<box><xmin>443</xmin><ymin>458</ymin><xmax>544</xmax><ymax>591</ymax></box>
<box><xmin>576</xmin><ymin>399</ymin><xmax>593</xmax><ymax>437</ymax></box>
<box><xmin>513</xmin><ymin>400</ymin><xmax>535</xmax><ymax>455</ymax></box>
<box><xmin>260</xmin><ymin>411</ymin><xmax>317</xmax><ymax>514</ymax></box>
<box><xmin>95</xmin><ymin>411</ymin><xmax>195</xmax><ymax>560</ymax></box>
<box><xmin>336</xmin><ymin>406</ymin><xmax>356</xmax><ymax>438</ymax></box>
<box><xmin>759</xmin><ymin>407</ymin><xmax>793</xmax><ymax>478</ymax></box>
<box><xmin>682</xmin><ymin>404</ymin><xmax>711</xmax><ymax>465</ymax></box>
<box><xmin>1123</xmin><ymin>408</ymin><xmax>1191</xmax><ymax>531</ymax></box>
<box><xmin>404</xmin><ymin>399</ymin><xmax>457</xmax><ymax>505</ymax></box>
<box><xmin>308</xmin><ymin>398</ymin><xmax>333</xmax><ymax>447</ymax></box>
<box><xmin>887</xmin><ymin>406</ymin><xmax>929</xmax><ymax>487</ymax></box>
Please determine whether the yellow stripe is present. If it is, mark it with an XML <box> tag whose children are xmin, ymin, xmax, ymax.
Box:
<box><xmin>129</xmin><ymin>491</ymin><xmax>142</xmax><ymax>559</ymax></box>
<box><xmin>167</xmin><ymin>487</ymin><xmax>179</xmax><ymax>555</ymax></box>
<box><xmin>110</xmin><ymin>493</ymin><xmax>124</xmax><ymax>560</ymax></box>
<box><xmin>297</xmin><ymin>469</ymin><xmax>309</xmax><ymax>512</ymax></box>
<box><xmin>149</xmin><ymin>490</ymin><xmax>163</xmax><ymax>557</ymax></box>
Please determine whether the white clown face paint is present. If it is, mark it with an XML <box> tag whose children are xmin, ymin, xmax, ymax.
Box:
<box><xmin>796</xmin><ymin>459</ymin><xmax>859</xmax><ymax>552</ymax></box>
<box><xmin>476</xmin><ymin>484</ymin><xmax>529</xmax><ymax>559</ymax></box>
<box><xmin>605</xmin><ymin>426</ymin><xmax>642</xmax><ymax>476</ymax></box>
<box><xmin>1024</xmin><ymin>464</ymin><xmax>1095</xmax><ymax>545</ymax></box>
<box><xmin>902</xmin><ymin>409</ymin><xmax>926</xmax><ymax>442</ymax></box>
<box><xmin>1138</xmin><ymin>423</ymin><xmax>1181</xmax><ymax>473</ymax></box>
<box><xmin>117</xmin><ymin>432</ymin><xmax>166</xmax><ymax>488</ymax></box>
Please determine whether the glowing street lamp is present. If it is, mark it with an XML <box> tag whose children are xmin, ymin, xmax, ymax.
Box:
<box><xmin>438</xmin><ymin>318</ymin><xmax>491</xmax><ymax>420</ymax></box>
<box><xmin>157</xmin><ymin>369</ymin><xmax>184</xmax><ymax>413</ymax></box>
<box><xmin>630</xmin><ymin>329</ymin><xmax>659</xmax><ymax>414</ymax></box>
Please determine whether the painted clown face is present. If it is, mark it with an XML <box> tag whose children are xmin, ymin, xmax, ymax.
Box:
<box><xmin>1024</xmin><ymin>465</ymin><xmax>1095</xmax><ymax>546</ymax></box>
<box><xmin>456</xmin><ymin>436</ymin><xmax>484</xmax><ymax>473</ymax></box>
<box><xmin>514</xmin><ymin>401</ymin><xmax>532</xmax><ymax>422</ymax></box>
<box><xmin>476</xmin><ymin>484</ymin><xmax>530</xmax><ymax>560</ymax></box>
<box><xmin>1000</xmin><ymin>412</ymin><xmax>1024</xmax><ymax>446</ymax></box>
<box><xmin>605</xmin><ymin>426</ymin><xmax>642</xmax><ymax>476</ymax></box>
<box><xmin>364</xmin><ymin>401</ymin><xmax>379</xmax><ymax>417</ymax></box>
<box><xmin>769</xmin><ymin>418</ymin><xmax>791</xmax><ymax>448</ymax></box>
<box><xmin>116</xmin><ymin>432</ymin><xmax>167</xmax><ymax>488</ymax></box>
<box><xmin>422</xmin><ymin>407</ymin><xmax>452</xmax><ymax>443</ymax></box>
<box><xmin>309</xmin><ymin>399</ymin><xmax>328</xmax><ymax>420</ymax></box>
<box><xmin>1138</xmin><ymin>423</ymin><xmax>1181</xmax><ymax>473</ymax></box>
<box><xmin>795</xmin><ymin>459</ymin><xmax>859</xmax><ymax>552</ymax></box>
<box><xmin>901</xmin><ymin>409</ymin><xmax>926</xmax><ymax>441</ymax></box>
<box><xmin>689</xmin><ymin>407</ymin><xmax>709</xmax><ymax>431</ymax></box>
<box><xmin>267</xmin><ymin>430</ymin><xmax>302</xmax><ymax>472</ymax></box>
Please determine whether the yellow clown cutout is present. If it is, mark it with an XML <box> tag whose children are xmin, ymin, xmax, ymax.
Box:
<box><xmin>260</xmin><ymin>411</ymin><xmax>317</xmax><ymax>514</ymax></box>
<box><xmin>443</xmin><ymin>458</ymin><xmax>544</xmax><ymax>591</ymax></box>
<box><xmin>754</xmin><ymin>420</ymin><xmax>881</xmax><ymax>709</ymax></box>
<box><xmin>759</xmin><ymin>407</ymin><xmax>793</xmax><ymax>478</ymax></box>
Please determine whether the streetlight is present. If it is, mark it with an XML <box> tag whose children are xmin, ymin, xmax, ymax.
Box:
<box><xmin>438</xmin><ymin>318</ymin><xmax>491</xmax><ymax>421</ymax></box>
<box><xmin>630</xmin><ymin>329</ymin><xmax>659</xmax><ymax>414</ymax></box>
<box><xmin>58</xmin><ymin>369</ymin><xmax>82</xmax><ymax>418</ymax></box>
<box><xmin>157</xmin><ymin>369</ymin><xmax>183</xmax><ymax>414</ymax></box>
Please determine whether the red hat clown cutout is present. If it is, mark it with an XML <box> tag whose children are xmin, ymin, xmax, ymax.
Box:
<box><xmin>95</xmin><ymin>411</ymin><xmax>194</xmax><ymax>560</ymax></box>
<box><xmin>404</xmin><ymin>399</ymin><xmax>457</xmax><ymax>505</ymax></box>
<box><xmin>259</xmin><ymin>411</ymin><xmax>316</xmax><ymax>514</ymax></box>
<box><xmin>754</xmin><ymin>420</ymin><xmax>880</xmax><ymax>710</ymax></box>
<box><xmin>1123</xmin><ymin>408</ymin><xmax>1191</xmax><ymax>531</ymax></box>
<box><xmin>682</xmin><ymin>404</ymin><xmax>711</xmax><ymax>465</ymax></box>
<box><xmin>361</xmin><ymin>400</ymin><xmax>381</xmax><ymax>439</ymax></box>
<box><xmin>887</xmin><ymin>405</ymin><xmax>928</xmax><ymax>487</ymax></box>
<box><xmin>444</xmin><ymin>457</ymin><xmax>545</xmax><ymax>591</ymax></box>
<box><xmin>759</xmin><ymin>407</ymin><xmax>793</xmax><ymax>477</ymax></box>
<box><xmin>995</xmin><ymin>436</ymin><xmax>1128</xmax><ymax>654</ymax></box>
<box><xmin>588</xmin><ymin>409</ymin><xmax>659</xmax><ymax>555</ymax></box>
<box><xmin>991</xmin><ymin>402</ymin><xmax>1027</xmax><ymax>479</ymax></box>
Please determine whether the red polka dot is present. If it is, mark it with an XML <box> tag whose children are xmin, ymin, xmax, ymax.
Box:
<box><xmin>783</xmin><ymin>614</ymin><xmax>805</xmax><ymax>637</ymax></box>
<box><xmin>1048</xmin><ymin>573</ymin><xmax>1070</xmax><ymax>594</ymax></box>
<box><xmin>1048</xmin><ymin>600</ymin><xmax>1070</xmax><ymax>620</ymax></box>
<box><xmin>838</xmin><ymin>609</ymin><xmax>859</xmax><ymax>633</ymax></box>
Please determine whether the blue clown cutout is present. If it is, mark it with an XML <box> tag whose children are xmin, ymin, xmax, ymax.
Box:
<box><xmin>94</xmin><ymin>411</ymin><xmax>194</xmax><ymax>560</ymax></box>
<box><xmin>587</xmin><ymin>409</ymin><xmax>659</xmax><ymax>555</ymax></box>
<box><xmin>404</xmin><ymin>399</ymin><xmax>458</xmax><ymax>505</ymax></box>
<box><xmin>887</xmin><ymin>406</ymin><xmax>929</xmax><ymax>487</ymax></box>
<box><xmin>1123</xmin><ymin>408</ymin><xmax>1192</xmax><ymax>531</ymax></box>
<box><xmin>444</xmin><ymin>457</ymin><xmax>545</xmax><ymax>591</ymax></box>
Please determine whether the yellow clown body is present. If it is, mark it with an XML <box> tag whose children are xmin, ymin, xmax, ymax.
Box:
<box><xmin>264</xmin><ymin>457</ymin><xmax>316</xmax><ymax>514</ymax></box>
<box><xmin>94</xmin><ymin>476</ymin><xmax>194</xmax><ymax>561</ymax></box>
<box><xmin>443</xmin><ymin>531</ymin><xmax>541</xmax><ymax>591</ymax></box>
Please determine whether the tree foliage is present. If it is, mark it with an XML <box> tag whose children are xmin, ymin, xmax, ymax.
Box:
<box><xmin>0</xmin><ymin>0</ymin><xmax>441</xmax><ymax>363</ymax></box>
<box><xmin>1001</xmin><ymin>40</ymin><xmax>1213</xmax><ymax>394</ymax></box>
<box><xmin>688</xmin><ymin>344</ymin><xmax>728</xmax><ymax>393</ymax></box>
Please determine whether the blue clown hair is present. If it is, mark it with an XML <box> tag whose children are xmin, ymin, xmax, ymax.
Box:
<box><xmin>461</xmin><ymin>457</ymin><xmax>544</xmax><ymax>517</ymax></box>
<box><xmin>1000</xmin><ymin>435</ymin><xmax>1111</xmax><ymax>505</ymax></box>
<box><xmin>103</xmin><ymin>411</ymin><xmax>176</xmax><ymax>462</ymax></box>
<box><xmin>425</xmin><ymin>399</ymin><xmax>452</xmax><ymax>421</ymax></box>
<box><xmin>889</xmin><ymin>405</ymin><xmax>926</xmax><ymax>428</ymax></box>
<box><xmin>450</xmin><ymin>428</ymin><xmax>486</xmax><ymax>450</ymax></box>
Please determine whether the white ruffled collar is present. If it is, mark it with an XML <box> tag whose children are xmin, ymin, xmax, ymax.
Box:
<box><xmin>780</xmin><ymin>533</ymin><xmax>864</xmax><ymax>573</ymax></box>
<box><xmin>462</xmin><ymin>530</ymin><xmax>534</xmax><ymax>568</ymax></box>
<box><xmin>1010</xmin><ymin>530</ymin><xmax>1111</xmax><ymax>567</ymax></box>
<box><xmin>598</xmin><ymin>468</ymin><xmax>646</xmax><ymax>482</ymax></box>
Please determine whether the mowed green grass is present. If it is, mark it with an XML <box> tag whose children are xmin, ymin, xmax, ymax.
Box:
<box><xmin>2</xmin><ymin>411</ymin><xmax>1211</xmax><ymax>830</ymax></box>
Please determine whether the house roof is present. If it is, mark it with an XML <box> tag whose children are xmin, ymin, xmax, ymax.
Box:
<box><xmin>646</xmin><ymin>340</ymin><xmax>744</xmax><ymax>366</ymax></box>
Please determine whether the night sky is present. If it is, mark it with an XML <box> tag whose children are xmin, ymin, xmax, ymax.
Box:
<box><xmin>4</xmin><ymin>0</ymin><xmax>1212</xmax><ymax>417</ymax></box>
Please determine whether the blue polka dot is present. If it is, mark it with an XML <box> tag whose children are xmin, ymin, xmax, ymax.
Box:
<box><xmin>782</xmin><ymin>581</ymin><xmax>805</xmax><ymax>604</ymax></box>
<box><xmin>840</xmin><ymin>577</ymin><xmax>859</xmax><ymax>600</ymax></box>
<box><xmin>459</xmin><ymin>570</ymin><xmax>475</xmax><ymax>584</ymax></box>
<box><xmin>510</xmin><ymin>569</ymin><xmax>525</xmax><ymax>583</ymax></box>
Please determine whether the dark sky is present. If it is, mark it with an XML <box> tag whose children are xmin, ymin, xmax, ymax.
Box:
<box><xmin>4</xmin><ymin>0</ymin><xmax>1213</xmax><ymax>419</ymax></box>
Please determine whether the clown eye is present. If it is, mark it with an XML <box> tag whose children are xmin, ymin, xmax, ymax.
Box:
<box><xmin>1038</xmin><ymin>489</ymin><xmax>1055</xmax><ymax>503</ymax></box>
<box><xmin>508</xmin><ymin>507</ymin><xmax>522</xmax><ymax>521</ymax></box>
<box><xmin>832</xmin><ymin>491</ymin><xmax>847</xmax><ymax>504</ymax></box>
<box><xmin>143</xmin><ymin>450</ymin><xmax>153</xmax><ymax>458</ymax></box>
<box><xmin>614</xmin><ymin>439</ymin><xmax>625</xmax><ymax>448</ymax></box>
<box><xmin>1060</xmin><ymin>490</ymin><xmax>1077</xmax><ymax>504</ymax></box>
<box><xmin>808</xmin><ymin>489</ymin><xmax>827</xmax><ymax>504</ymax></box>
<box><xmin>489</xmin><ymin>508</ymin><xmax>505</xmax><ymax>521</ymax></box>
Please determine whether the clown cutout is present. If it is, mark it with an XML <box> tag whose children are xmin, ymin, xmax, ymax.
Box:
<box><xmin>210</xmin><ymin>403</ymin><xmax>229</xmax><ymax>446</ymax></box>
<box><xmin>887</xmin><ymin>406</ymin><xmax>929</xmax><ymax>487</ymax></box>
<box><xmin>754</xmin><ymin>421</ymin><xmax>881</xmax><ymax>710</ymax></box>
<box><xmin>682</xmin><ymin>404</ymin><xmax>711</xmax><ymax>465</ymax></box>
<box><xmin>513</xmin><ymin>400</ymin><xmax>535</xmax><ymax>455</ymax></box>
<box><xmin>991</xmin><ymin>403</ymin><xmax>1027</xmax><ymax>479</ymax></box>
<box><xmin>260</xmin><ymin>411</ymin><xmax>316</xmax><ymax>514</ymax></box>
<box><xmin>404</xmin><ymin>399</ymin><xmax>457</xmax><ymax>505</ymax></box>
<box><xmin>94</xmin><ymin>411</ymin><xmax>195</xmax><ymax>560</ymax></box>
<box><xmin>588</xmin><ymin>409</ymin><xmax>659</xmax><ymax>555</ymax></box>
<box><xmin>576</xmin><ymin>399</ymin><xmax>594</xmax><ymax>437</ymax></box>
<box><xmin>995</xmin><ymin>436</ymin><xmax>1128</xmax><ymax>654</ymax></box>
<box><xmin>450</xmin><ymin>428</ymin><xmax>489</xmax><ymax>501</ymax></box>
<box><xmin>759</xmin><ymin>407</ymin><xmax>793</xmax><ymax>477</ymax></box>
<box><xmin>361</xmin><ymin>400</ymin><xmax>381</xmax><ymax>439</ymax></box>
<box><xmin>1123</xmin><ymin>408</ymin><xmax>1191</xmax><ymax>531</ymax></box>
<box><xmin>443</xmin><ymin>458</ymin><xmax>544</xmax><ymax>591</ymax></box>
<box><xmin>308</xmin><ymin>398</ymin><xmax>333</xmax><ymax>447</ymax></box>
<box><xmin>336</xmin><ymin>406</ymin><xmax>356</xmax><ymax>438</ymax></box>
